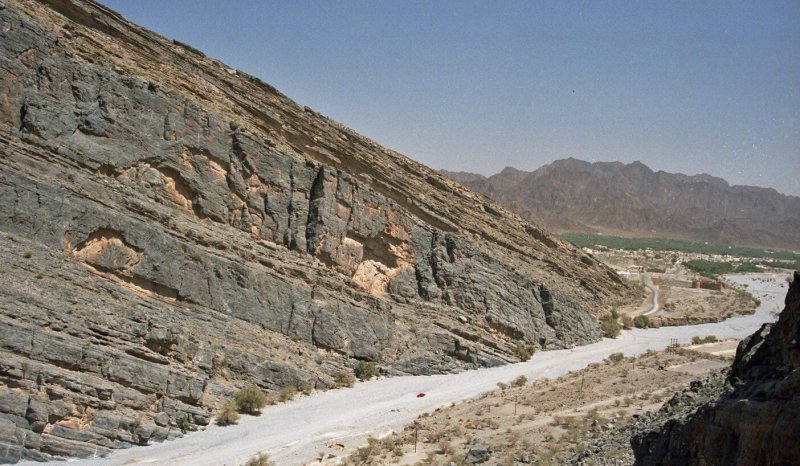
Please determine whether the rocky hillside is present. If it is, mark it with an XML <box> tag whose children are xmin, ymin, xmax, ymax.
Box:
<box><xmin>442</xmin><ymin>158</ymin><xmax>800</xmax><ymax>250</ymax></box>
<box><xmin>0</xmin><ymin>0</ymin><xmax>632</xmax><ymax>462</ymax></box>
<box><xmin>632</xmin><ymin>271</ymin><xmax>800</xmax><ymax>465</ymax></box>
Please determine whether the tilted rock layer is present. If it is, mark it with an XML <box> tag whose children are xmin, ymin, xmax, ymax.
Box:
<box><xmin>0</xmin><ymin>0</ymin><xmax>632</xmax><ymax>462</ymax></box>
<box><xmin>633</xmin><ymin>271</ymin><xmax>800</xmax><ymax>465</ymax></box>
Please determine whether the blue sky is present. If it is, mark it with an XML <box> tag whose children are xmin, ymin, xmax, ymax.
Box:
<box><xmin>101</xmin><ymin>1</ymin><xmax>800</xmax><ymax>196</ymax></box>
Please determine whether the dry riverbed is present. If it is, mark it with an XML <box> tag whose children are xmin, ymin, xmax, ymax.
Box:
<box><xmin>34</xmin><ymin>272</ymin><xmax>786</xmax><ymax>466</ymax></box>
<box><xmin>339</xmin><ymin>346</ymin><xmax>731</xmax><ymax>466</ymax></box>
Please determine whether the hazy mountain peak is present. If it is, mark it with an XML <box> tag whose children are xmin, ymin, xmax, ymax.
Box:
<box><xmin>443</xmin><ymin>158</ymin><xmax>800</xmax><ymax>249</ymax></box>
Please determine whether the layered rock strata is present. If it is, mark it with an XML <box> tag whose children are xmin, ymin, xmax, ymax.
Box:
<box><xmin>0</xmin><ymin>0</ymin><xmax>631</xmax><ymax>461</ymax></box>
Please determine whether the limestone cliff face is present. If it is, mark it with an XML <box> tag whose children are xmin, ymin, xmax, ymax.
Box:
<box><xmin>0</xmin><ymin>0</ymin><xmax>631</xmax><ymax>462</ymax></box>
<box><xmin>633</xmin><ymin>271</ymin><xmax>800</xmax><ymax>465</ymax></box>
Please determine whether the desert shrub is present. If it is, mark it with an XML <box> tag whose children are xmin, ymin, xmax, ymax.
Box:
<box><xmin>514</xmin><ymin>343</ymin><xmax>536</xmax><ymax>361</ymax></box>
<box><xmin>175</xmin><ymin>414</ymin><xmax>191</xmax><ymax>433</ymax></box>
<box><xmin>633</xmin><ymin>315</ymin><xmax>650</xmax><ymax>328</ymax></box>
<box><xmin>354</xmin><ymin>361</ymin><xmax>377</xmax><ymax>380</ymax></box>
<box><xmin>278</xmin><ymin>386</ymin><xmax>296</xmax><ymax>402</ymax></box>
<box><xmin>334</xmin><ymin>370</ymin><xmax>355</xmax><ymax>388</ymax></box>
<box><xmin>353</xmin><ymin>437</ymin><xmax>380</xmax><ymax>462</ymax></box>
<box><xmin>246</xmin><ymin>452</ymin><xmax>274</xmax><ymax>466</ymax></box>
<box><xmin>217</xmin><ymin>401</ymin><xmax>239</xmax><ymax>426</ymax></box>
<box><xmin>438</xmin><ymin>440</ymin><xmax>454</xmax><ymax>455</ymax></box>
<box><xmin>691</xmin><ymin>335</ymin><xmax>718</xmax><ymax>345</ymax></box>
<box><xmin>600</xmin><ymin>313</ymin><xmax>621</xmax><ymax>338</ymax></box>
<box><xmin>299</xmin><ymin>380</ymin><xmax>315</xmax><ymax>395</ymax></box>
<box><xmin>235</xmin><ymin>384</ymin><xmax>267</xmax><ymax>414</ymax></box>
<box><xmin>511</xmin><ymin>375</ymin><xmax>528</xmax><ymax>387</ymax></box>
<box><xmin>607</xmin><ymin>352</ymin><xmax>625</xmax><ymax>364</ymax></box>
<box><xmin>621</xmin><ymin>315</ymin><xmax>634</xmax><ymax>329</ymax></box>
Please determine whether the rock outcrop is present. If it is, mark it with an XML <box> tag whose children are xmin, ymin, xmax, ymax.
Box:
<box><xmin>441</xmin><ymin>159</ymin><xmax>800</xmax><ymax>250</ymax></box>
<box><xmin>632</xmin><ymin>271</ymin><xmax>800</xmax><ymax>465</ymax></box>
<box><xmin>0</xmin><ymin>0</ymin><xmax>632</xmax><ymax>462</ymax></box>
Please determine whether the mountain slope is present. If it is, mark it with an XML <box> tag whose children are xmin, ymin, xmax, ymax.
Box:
<box><xmin>633</xmin><ymin>272</ymin><xmax>800</xmax><ymax>465</ymax></box>
<box><xmin>0</xmin><ymin>0</ymin><xmax>631</xmax><ymax>461</ymax></box>
<box><xmin>442</xmin><ymin>158</ymin><xmax>800</xmax><ymax>250</ymax></box>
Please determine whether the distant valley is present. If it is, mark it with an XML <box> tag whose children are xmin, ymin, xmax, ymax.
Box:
<box><xmin>441</xmin><ymin>158</ymin><xmax>800</xmax><ymax>250</ymax></box>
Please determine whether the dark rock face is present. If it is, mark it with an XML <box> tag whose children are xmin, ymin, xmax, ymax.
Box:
<box><xmin>0</xmin><ymin>0</ymin><xmax>631</xmax><ymax>462</ymax></box>
<box><xmin>632</xmin><ymin>271</ymin><xmax>800</xmax><ymax>465</ymax></box>
<box><xmin>441</xmin><ymin>159</ymin><xmax>800</xmax><ymax>250</ymax></box>
<box><xmin>465</xmin><ymin>444</ymin><xmax>492</xmax><ymax>463</ymax></box>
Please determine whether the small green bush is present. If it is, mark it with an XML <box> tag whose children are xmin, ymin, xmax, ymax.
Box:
<box><xmin>607</xmin><ymin>352</ymin><xmax>625</xmax><ymax>364</ymax></box>
<box><xmin>514</xmin><ymin>343</ymin><xmax>536</xmax><ymax>361</ymax></box>
<box><xmin>354</xmin><ymin>361</ymin><xmax>377</xmax><ymax>380</ymax></box>
<box><xmin>621</xmin><ymin>315</ymin><xmax>634</xmax><ymax>329</ymax></box>
<box><xmin>234</xmin><ymin>384</ymin><xmax>267</xmax><ymax>414</ymax></box>
<box><xmin>334</xmin><ymin>371</ymin><xmax>355</xmax><ymax>388</ymax></box>
<box><xmin>600</xmin><ymin>314</ymin><xmax>621</xmax><ymax>339</ymax></box>
<box><xmin>217</xmin><ymin>401</ymin><xmax>240</xmax><ymax>426</ymax></box>
<box><xmin>691</xmin><ymin>335</ymin><xmax>718</xmax><ymax>345</ymax></box>
<box><xmin>278</xmin><ymin>386</ymin><xmax>296</xmax><ymax>402</ymax></box>
<box><xmin>511</xmin><ymin>375</ymin><xmax>528</xmax><ymax>387</ymax></box>
<box><xmin>299</xmin><ymin>380</ymin><xmax>315</xmax><ymax>395</ymax></box>
<box><xmin>175</xmin><ymin>414</ymin><xmax>191</xmax><ymax>433</ymax></box>
<box><xmin>633</xmin><ymin>315</ymin><xmax>650</xmax><ymax>329</ymax></box>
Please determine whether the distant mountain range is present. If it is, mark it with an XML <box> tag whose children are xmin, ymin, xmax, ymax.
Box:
<box><xmin>441</xmin><ymin>158</ymin><xmax>800</xmax><ymax>250</ymax></box>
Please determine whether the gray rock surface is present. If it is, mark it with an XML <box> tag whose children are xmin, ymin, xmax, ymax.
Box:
<box><xmin>465</xmin><ymin>444</ymin><xmax>492</xmax><ymax>463</ymax></box>
<box><xmin>0</xmin><ymin>0</ymin><xmax>632</xmax><ymax>462</ymax></box>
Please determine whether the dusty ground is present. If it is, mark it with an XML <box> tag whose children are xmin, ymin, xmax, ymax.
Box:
<box><xmin>596</xmin><ymin>247</ymin><xmax>759</xmax><ymax>327</ymax></box>
<box><xmin>644</xmin><ymin>276</ymin><xmax>758</xmax><ymax>326</ymax></box>
<box><xmin>340</xmin><ymin>345</ymin><xmax>732</xmax><ymax>466</ymax></box>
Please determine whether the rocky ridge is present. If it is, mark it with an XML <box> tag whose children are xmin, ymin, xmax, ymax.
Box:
<box><xmin>555</xmin><ymin>370</ymin><xmax>729</xmax><ymax>466</ymax></box>
<box><xmin>632</xmin><ymin>271</ymin><xmax>800</xmax><ymax>465</ymax></box>
<box><xmin>441</xmin><ymin>158</ymin><xmax>800</xmax><ymax>250</ymax></box>
<box><xmin>0</xmin><ymin>0</ymin><xmax>631</xmax><ymax>462</ymax></box>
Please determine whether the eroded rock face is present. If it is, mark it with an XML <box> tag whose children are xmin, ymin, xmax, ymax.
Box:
<box><xmin>633</xmin><ymin>271</ymin><xmax>800</xmax><ymax>465</ymax></box>
<box><xmin>0</xmin><ymin>0</ymin><xmax>632</xmax><ymax>462</ymax></box>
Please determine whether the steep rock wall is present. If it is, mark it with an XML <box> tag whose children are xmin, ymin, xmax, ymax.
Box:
<box><xmin>0</xmin><ymin>0</ymin><xmax>631</xmax><ymax>462</ymax></box>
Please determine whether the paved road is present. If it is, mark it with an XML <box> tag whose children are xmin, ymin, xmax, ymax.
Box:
<box><xmin>28</xmin><ymin>273</ymin><xmax>788</xmax><ymax>466</ymax></box>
